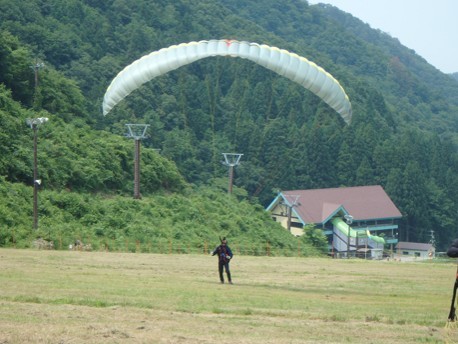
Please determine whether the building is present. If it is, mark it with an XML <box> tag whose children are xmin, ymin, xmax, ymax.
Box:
<box><xmin>396</xmin><ymin>242</ymin><xmax>435</xmax><ymax>260</ymax></box>
<box><xmin>266</xmin><ymin>185</ymin><xmax>402</xmax><ymax>258</ymax></box>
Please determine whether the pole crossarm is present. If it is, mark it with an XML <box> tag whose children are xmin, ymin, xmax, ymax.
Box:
<box><xmin>126</xmin><ymin>124</ymin><xmax>149</xmax><ymax>140</ymax></box>
<box><xmin>221</xmin><ymin>153</ymin><xmax>243</xmax><ymax>194</ymax></box>
<box><xmin>283</xmin><ymin>194</ymin><xmax>301</xmax><ymax>208</ymax></box>
<box><xmin>222</xmin><ymin>153</ymin><xmax>243</xmax><ymax>167</ymax></box>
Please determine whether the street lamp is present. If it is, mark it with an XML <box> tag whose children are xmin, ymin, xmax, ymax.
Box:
<box><xmin>222</xmin><ymin>153</ymin><xmax>243</xmax><ymax>194</ymax></box>
<box><xmin>26</xmin><ymin>117</ymin><xmax>48</xmax><ymax>230</ymax></box>
<box><xmin>344</xmin><ymin>214</ymin><xmax>353</xmax><ymax>258</ymax></box>
<box><xmin>125</xmin><ymin>124</ymin><xmax>149</xmax><ymax>199</ymax></box>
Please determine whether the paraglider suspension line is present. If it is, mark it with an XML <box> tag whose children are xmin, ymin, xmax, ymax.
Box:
<box><xmin>448</xmin><ymin>266</ymin><xmax>458</xmax><ymax>321</ymax></box>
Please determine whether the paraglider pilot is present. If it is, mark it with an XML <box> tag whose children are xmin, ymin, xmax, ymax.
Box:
<box><xmin>212</xmin><ymin>237</ymin><xmax>233</xmax><ymax>284</ymax></box>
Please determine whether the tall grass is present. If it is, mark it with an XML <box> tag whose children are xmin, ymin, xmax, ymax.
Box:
<box><xmin>0</xmin><ymin>248</ymin><xmax>456</xmax><ymax>343</ymax></box>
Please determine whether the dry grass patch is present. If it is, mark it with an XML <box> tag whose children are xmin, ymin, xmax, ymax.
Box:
<box><xmin>0</xmin><ymin>248</ymin><xmax>456</xmax><ymax>343</ymax></box>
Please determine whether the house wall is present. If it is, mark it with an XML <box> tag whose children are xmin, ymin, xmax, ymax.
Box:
<box><xmin>397</xmin><ymin>249</ymin><xmax>434</xmax><ymax>259</ymax></box>
<box><xmin>290</xmin><ymin>227</ymin><xmax>304</xmax><ymax>236</ymax></box>
<box><xmin>270</xmin><ymin>204</ymin><xmax>304</xmax><ymax>236</ymax></box>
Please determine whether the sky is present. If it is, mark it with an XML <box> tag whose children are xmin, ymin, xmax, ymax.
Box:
<box><xmin>307</xmin><ymin>0</ymin><xmax>458</xmax><ymax>74</ymax></box>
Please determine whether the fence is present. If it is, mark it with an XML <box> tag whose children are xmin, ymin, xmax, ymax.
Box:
<box><xmin>27</xmin><ymin>236</ymin><xmax>309</xmax><ymax>257</ymax></box>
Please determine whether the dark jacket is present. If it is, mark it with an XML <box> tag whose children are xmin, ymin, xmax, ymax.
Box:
<box><xmin>447</xmin><ymin>239</ymin><xmax>458</xmax><ymax>258</ymax></box>
<box><xmin>212</xmin><ymin>244</ymin><xmax>233</xmax><ymax>263</ymax></box>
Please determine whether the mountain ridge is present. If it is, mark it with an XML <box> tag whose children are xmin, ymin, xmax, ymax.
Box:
<box><xmin>0</xmin><ymin>0</ymin><xmax>456</xmax><ymax>249</ymax></box>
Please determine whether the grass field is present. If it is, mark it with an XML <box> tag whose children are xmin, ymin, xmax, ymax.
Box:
<box><xmin>0</xmin><ymin>248</ymin><xmax>457</xmax><ymax>343</ymax></box>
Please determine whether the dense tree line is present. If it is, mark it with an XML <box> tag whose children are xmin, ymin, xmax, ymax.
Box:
<box><xmin>0</xmin><ymin>0</ymin><xmax>457</xmax><ymax>250</ymax></box>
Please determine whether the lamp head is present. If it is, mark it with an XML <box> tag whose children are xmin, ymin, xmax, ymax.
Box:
<box><xmin>26</xmin><ymin>117</ymin><xmax>49</xmax><ymax>128</ymax></box>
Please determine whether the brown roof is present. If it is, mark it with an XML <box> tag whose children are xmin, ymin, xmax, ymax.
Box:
<box><xmin>282</xmin><ymin>185</ymin><xmax>402</xmax><ymax>224</ymax></box>
<box><xmin>396</xmin><ymin>242</ymin><xmax>433</xmax><ymax>251</ymax></box>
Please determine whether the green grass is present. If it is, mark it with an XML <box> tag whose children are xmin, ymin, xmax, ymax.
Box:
<box><xmin>0</xmin><ymin>248</ymin><xmax>457</xmax><ymax>343</ymax></box>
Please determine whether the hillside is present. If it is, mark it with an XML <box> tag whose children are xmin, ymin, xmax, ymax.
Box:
<box><xmin>0</xmin><ymin>0</ymin><xmax>457</xmax><ymax>250</ymax></box>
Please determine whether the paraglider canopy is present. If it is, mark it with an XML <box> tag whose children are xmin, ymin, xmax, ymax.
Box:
<box><xmin>102</xmin><ymin>39</ymin><xmax>352</xmax><ymax>124</ymax></box>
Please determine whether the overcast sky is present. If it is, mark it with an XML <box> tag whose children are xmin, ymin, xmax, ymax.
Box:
<box><xmin>307</xmin><ymin>0</ymin><xmax>458</xmax><ymax>74</ymax></box>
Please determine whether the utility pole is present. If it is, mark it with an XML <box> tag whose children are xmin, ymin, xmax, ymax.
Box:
<box><xmin>283</xmin><ymin>195</ymin><xmax>301</xmax><ymax>232</ymax></box>
<box><xmin>26</xmin><ymin>117</ymin><xmax>48</xmax><ymax>230</ymax></box>
<box><xmin>344</xmin><ymin>214</ymin><xmax>353</xmax><ymax>258</ymax></box>
<box><xmin>126</xmin><ymin>124</ymin><xmax>149</xmax><ymax>199</ymax></box>
<box><xmin>222</xmin><ymin>153</ymin><xmax>243</xmax><ymax>194</ymax></box>
<box><xmin>26</xmin><ymin>58</ymin><xmax>48</xmax><ymax>230</ymax></box>
<box><xmin>31</xmin><ymin>59</ymin><xmax>45</xmax><ymax>108</ymax></box>
<box><xmin>33</xmin><ymin>60</ymin><xmax>45</xmax><ymax>88</ymax></box>
<box><xmin>429</xmin><ymin>230</ymin><xmax>436</xmax><ymax>247</ymax></box>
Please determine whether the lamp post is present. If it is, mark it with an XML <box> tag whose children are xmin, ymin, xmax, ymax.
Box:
<box><xmin>222</xmin><ymin>153</ymin><xmax>243</xmax><ymax>194</ymax></box>
<box><xmin>125</xmin><ymin>124</ymin><xmax>149</xmax><ymax>199</ymax></box>
<box><xmin>26</xmin><ymin>117</ymin><xmax>48</xmax><ymax>230</ymax></box>
<box><xmin>344</xmin><ymin>214</ymin><xmax>353</xmax><ymax>258</ymax></box>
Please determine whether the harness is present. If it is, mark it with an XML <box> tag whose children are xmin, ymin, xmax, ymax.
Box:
<box><xmin>220</xmin><ymin>245</ymin><xmax>229</xmax><ymax>263</ymax></box>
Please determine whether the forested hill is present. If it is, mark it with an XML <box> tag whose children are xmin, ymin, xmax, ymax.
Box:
<box><xmin>0</xmin><ymin>0</ymin><xmax>457</xmax><ymax>250</ymax></box>
<box><xmin>312</xmin><ymin>3</ymin><xmax>458</xmax><ymax>102</ymax></box>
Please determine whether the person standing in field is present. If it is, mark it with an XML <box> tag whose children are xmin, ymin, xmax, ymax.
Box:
<box><xmin>212</xmin><ymin>237</ymin><xmax>233</xmax><ymax>284</ymax></box>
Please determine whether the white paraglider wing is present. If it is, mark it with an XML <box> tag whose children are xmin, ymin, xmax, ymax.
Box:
<box><xmin>102</xmin><ymin>39</ymin><xmax>352</xmax><ymax>124</ymax></box>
